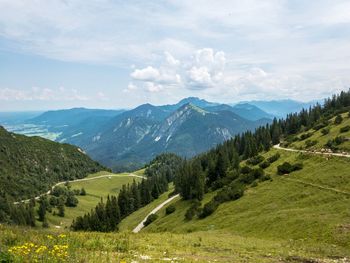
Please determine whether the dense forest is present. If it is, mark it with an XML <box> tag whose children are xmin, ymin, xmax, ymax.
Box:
<box><xmin>0</xmin><ymin>126</ymin><xmax>106</xmax><ymax>200</ymax></box>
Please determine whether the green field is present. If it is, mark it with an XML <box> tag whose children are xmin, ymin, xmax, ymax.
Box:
<box><xmin>46</xmin><ymin>171</ymin><xmax>143</xmax><ymax>228</ymax></box>
<box><xmin>289</xmin><ymin>112</ymin><xmax>350</xmax><ymax>152</ymax></box>
<box><xmin>124</xmin><ymin>149</ymin><xmax>350</xmax><ymax>260</ymax></box>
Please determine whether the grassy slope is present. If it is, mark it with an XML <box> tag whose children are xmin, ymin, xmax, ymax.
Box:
<box><xmin>290</xmin><ymin>112</ymin><xmax>350</xmax><ymax>152</ymax></box>
<box><xmin>118</xmin><ymin>184</ymin><xmax>175</xmax><ymax>231</ymax></box>
<box><xmin>46</xmin><ymin>172</ymin><xmax>142</xmax><ymax>228</ymax></box>
<box><xmin>3</xmin><ymin>224</ymin><xmax>334</xmax><ymax>263</ymax></box>
<box><xmin>128</xmin><ymin>149</ymin><xmax>350</xmax><ymax>259</ymax></box>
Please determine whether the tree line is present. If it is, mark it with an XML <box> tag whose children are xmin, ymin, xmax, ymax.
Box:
<box><xmin>174</xmin><ymin>89</ymin><xmax>350</xmax><ymax>218</ymax></box>
<box><xmin>71</xmin><ymin>153</ymin><xmax>181</xmax><ymax>232</ymax></box>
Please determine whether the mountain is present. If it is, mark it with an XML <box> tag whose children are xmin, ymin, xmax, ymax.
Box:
<box><xmin>159</xmin><ymin>97</ymin><xmax>219</xmax><ymax>112</ymax></box>
<box><xmin>241</xmin><ymin>99</ymin><xmax>317</xmax><ymax>117</ymax></box>
<box><xmin>77</xmin><ymin>103</ymin><xmax>270</xmax><ymax>171</ymax></box>
<box><xmin>0</xmin><ymin>126</ymin><xmax>106</xmax><ymax>200</ymax></box>
<box><xmin>205</xmin><ymin>103</ymin><xmax>274</xmax><ymax>121</ymax></box>
<box><xmin>30</xmin><ymin>107</ymin><xmax>124</xmax><ymax>131</ymax></box>
<box><xmin>5</xmin><ymin>98</ymin><xmax>274</xmax><ymax>171</ymax></box>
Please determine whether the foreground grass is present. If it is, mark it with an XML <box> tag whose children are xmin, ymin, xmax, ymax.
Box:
<box><xmin>2</xmin><ymin>224</ymin><xmax>348</xmax><ymax>262</ymax></box>
<box><xmin>46</xmin><ymin>172</ymin><xmax>142</xmax><ymax>229</ymax></box>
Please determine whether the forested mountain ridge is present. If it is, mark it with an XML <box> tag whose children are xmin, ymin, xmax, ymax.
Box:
<box><xmin>0</xmin><ymin>126</ymin><xmax>106</xmax><ymax>200</ymax></box>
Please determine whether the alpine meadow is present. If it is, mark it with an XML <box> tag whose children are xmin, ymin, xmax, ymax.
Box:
<box><xmin>1</xmin><ymin>1</ymin><xmax>350</xmax><ymax>263</ymax></box>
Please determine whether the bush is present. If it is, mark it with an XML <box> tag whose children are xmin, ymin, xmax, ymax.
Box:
<box><xmin>299</xmin><ymin>132</ymin><xmax>313</xmax><ymax>141</ymax></box>
<box><xmin>321</xmin><ymin>127</ymin><xmax>330</xmax><ymax>135</ymax></box>
<box><xmin>334</xmin><ymin>136</ymin><xmax>346</xmax><ymax>145</ymax></box>
<box><xmin>185</xmin><ymin>200</ymin><xmax>201</xmax><ymax>221</ymax></box>
<box><xmin>240</xmin><ymin>166</ymin><xmax>252</xmax><ymax>174</ymax></box>
<box><xmin>143</xmin><ymin>214</ymin><xmax>158</xmax><ymax>227</ymax></box>
<box><xmin>340</xmin><ymin>125</ymin><xmax>350</xmax><ymax>133</ymax></box>
<box><xmin>65</xmin><ymin>193</ymin><xmax>78</xmax><ymax>207</ymax></box>
<box><xmin>80</xmin><ymin>188</ymin><xmax>86</xmax><ymax>196</ymax></box>
<box><xmin>259</xmin><ymin>174</ymin><xmax>271</xmax><ymax>182</ymax></box>
<box><xmin>277</xmin><ymin>162</ymin><xmax>294</xmax><ymax>174</ymax></box>
<box><xmin>165</xmin><ymin>204</ymin><xmax>176</xmax><ymax>215</ymax></box>
<box><xmin>199</xmin><ymin>200</ymin><xmax>219</xmax><ymax>219</ymax></box>
<box><xmin>259</xmin><ymin>161</ymin><xmax>270</xmax><ymax>169</ymax></box>
<box><xmin>246</xmin><ymin>155</ymin><xmax>265</xmax><ymax>165</ymax></box>
<box><xmin>267</xmin><ymin>153</ymin><xmax>280</xmax><ymax>163</ymax></box>
<box><xmin>334</xmin><ymin>115</ymin><xmax>343</xmax><ymax>125</ymax></box>
<box><xmin>214</xmin><ymin>183</ymin><xmax>244</xmax><ymax>204</ymax></box>
<box><xmin>277</xmin><ymin>162</ymin><xmax>303</xmax><ymax>175</ymax></box>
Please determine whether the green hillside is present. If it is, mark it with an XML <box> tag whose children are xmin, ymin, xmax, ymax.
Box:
<box><xmin>287</xmin><ymin>112</ymin><xmax>350</xmax><ymax>152</ymax></box>
<box><xmin>118</xmin><ymin>148</ymin><xmax>350</xmax><ymax>260</ymax></box>
<box><xmin>45</xmin><ymin>172</ymin><xmax>143</xmax><ymax>228</ymax></box>
<box><xmin>0</xmin><ymin>126</ymin><xmax>106</xmax><ymax>200</ymax></box>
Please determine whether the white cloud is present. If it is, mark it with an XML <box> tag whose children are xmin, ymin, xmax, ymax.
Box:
<box><xmin>131</xmin><ymin>66</ymin><xmax>160</xmax><ymax>82</ymax></box>
<box><xmin>0</xmin><ymin>87</ymin><xmax>89</xmax><ymax>101</ymax></box>
<box><xmin>1</xmin><ymin>0</ymin><xmax>350</xmax><ymax>103</ymax></box>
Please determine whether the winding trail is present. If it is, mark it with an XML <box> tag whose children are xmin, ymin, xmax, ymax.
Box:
<box><xmin>132</xmin><ymin>194</ymin><xmax>180</xmax><ymax>233</ymax></box>
<box><xmin>273</xmin><ymin>144</ymin><xmax>350</xmax><ymax>158</ymax></box>
<box><xmin>14</xmin><ymin>173</ymin><xmax>146</xmax><ymax>204</ymax></box>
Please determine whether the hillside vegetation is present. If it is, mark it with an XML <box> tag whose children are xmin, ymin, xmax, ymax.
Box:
<box><xmin>0</xmin><ymin>126</ymin><xmax>105</xmax><ymax>200</ymax></box>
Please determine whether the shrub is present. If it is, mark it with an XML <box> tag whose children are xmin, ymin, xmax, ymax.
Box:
<box><xmin>334</xmin><ymin>136</ymin><xmax>346</xmax><ymax>145</ymax></box>
<box><xmin>185</xmin><ymin>200</ymin><xmax>201</xmax><ymax>221</ymax></box>
<box><xmin>250</xmin><ymin>168</ymin><xmax>265</xmax><ymax>179</ymax></box>
<box><xmin>246</xmin><ymin>155</ymin><xmax>265</xmax><ymax>165</ymax></box>
<box><xmin>299</xmin><ymin>132</ymin><xmax>313</xmax><ymax>141</ymax></box>
<box><xmin>199</xmin><ymin>200</ymin><xmax>219</xmax><ymax>219</ymax></box>
<box><xmin>277</xmin><ymin>162</ymin><xmax>294</xmax><ymax>174</ymax></box>
<box><xmin>340</xmin><ymin>125</ymin><xmax>350</xmax><ymax>133</ymax></box>
<box><xmin>334</xmin><ymin>115</ymin><xmax>343</xmax><ymax>125</ymax></box>
<box><xmin>259</xmin><ymin>174</ymin><xmax>271</xmax><ymax>182</ymax></box>
<box><xmin>240</xmin><ymin>165</ymin><xmax>252</xmax><ymax>174</ymax></box>
<box><xmin>214</xmin><ymin>183</ymin><xmax>244</xmax><ymax>204</ymax></box>
<box><xmin>267</xmin><ymin>153</ymin><xmax>280</xmax><ymax>163</ymax></box>
<box><xmin>277</xmin><ymin>162</ymin><xmax>303</xmax><ymax>175</ymax></box>
<box><xmin>259</xmin><ymin>161</ymin><xmax>270</xmax><ymax>169</ymax></box>
<box><xmin>305</xmin><ymin>140</ymin><xmax>317</xmax><ymax>148</ymax></box>
<box><xmin>321</xmin><ymin>127</ymin><xmax>330</xmax><ymax>135</ymax></box>
<box><xmin>165</xmin><ymin>204</ymin><xmax>176</xmax><ymax>215</ymax></box>
<box><xmin>80</xmin><ymin>188</ymin><xmax>86</xmax><ymax>196</ymax></box>
<box><xmin>65</xmin><ymin>193</ymin><xmax>78</xmax><ymax>207</ymax></box>
<box><xmin>143</xmin><ymin>214</ymin><xmax>158</xmax><ymax>226</ymax></box>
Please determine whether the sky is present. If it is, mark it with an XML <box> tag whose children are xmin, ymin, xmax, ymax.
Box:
<box><xmin>1</xmin><ymin>0</ymin><xmax>350</xmax><ymax>111</ymax></box>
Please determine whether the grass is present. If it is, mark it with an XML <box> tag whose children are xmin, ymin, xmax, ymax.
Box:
<box><xmin>289</xmin><ymin>112</ymin><xmax>350</xmax><ymax>152</ymax></box>
<box><xmin>46</xmin><ymin>171</ymin><xmax>142</xmax><ymax>229</ymax></box>
<box><xmin>118</xmin><ymin>184</ymin><xmax>175</xmax><ymax>232</ymax></box>
<box><xmin>130</xmin><ymin>149</ymin><xmax>350</xmax><ymax>260</ymax></box>
<box><xmin>2</xmin><ymin>224</ymin><xmax>348</xmax><ymax>262</ymax></box>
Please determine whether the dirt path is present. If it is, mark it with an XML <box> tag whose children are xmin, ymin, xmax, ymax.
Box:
<box><xmin>274</xmin><ymin>144</ymin><xmax>350</xmax><ymax>195</ymax></box>
<box><xmin>132</xmin><ymin>194</ymin><xmax>180</xmax><ymax>233</ymax></box>
<box><xmin>284</xmin><ymin>178</ymin><xmax>350</xmax><ymax>196</ymax></box>
<box><xmin>14</xmin><ymin>173</ymin><xmax>146</xmax><ymax>204</ymax></box>
<box><xmin>273</xmin><ymin>144</ymin><xmax>350</xmax><ymax>158</ymax></box>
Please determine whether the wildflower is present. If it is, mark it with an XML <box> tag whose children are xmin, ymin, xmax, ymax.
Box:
<box><xmin>47</xmin><ymin>234</ymin><xmax>54</xmax><ymax>239</ymax></box>
<box><xmin>58</xmin><ymin>234</ymin><xmax>66</xmax><ymax>238</ymax></box>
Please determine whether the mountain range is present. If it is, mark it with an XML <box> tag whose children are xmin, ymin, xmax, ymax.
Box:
<box><xmin>1</xmin><ymin>97</ymin><xmax>317</xmax><ymax>171</ymax></box>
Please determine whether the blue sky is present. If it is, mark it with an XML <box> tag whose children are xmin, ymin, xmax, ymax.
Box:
<box><xmin>1</xmin><ymin>0</ymin><xmax>350</xmax><ymax>111</ymax></box>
